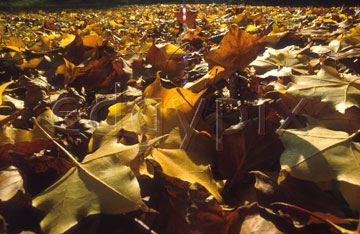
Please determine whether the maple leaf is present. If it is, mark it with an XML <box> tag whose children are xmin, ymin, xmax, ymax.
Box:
<box><xmin>250</xmin><ymin>45</ymin><xmax>316</xmax><ymax>76</ymax></box>
<box><xmin>149</xmin><ymin>148</ymin><xmax>222</xmax><ymax>203</ymax></box>
<box><xmin>285</xmin><ymin>65</ymin><xmax>360</xmax><ymax>113</ymax></box>
<box><xmin>279</xmin><ymin>123</ymin><xmax>360</xmax><ymax>211</ymax></box>
<box><xmin>205</xmin><ymin>24</ymin><xmax>265</xmax><ymax>75</ymax></box>
<box><xmin>145</xmin><ymin>43</ymin><xmax>185</xmax><ymax>79</ymax></box>
<box><xmin>4</xmin><ymin>37</ymin><xmax>26</xmax><ymax>52</ymax></box>
<box><xmin>33</xmin><ymin>136</ymin><xmax>164</xmax><ymax>234</ymax></box>
<box><xmin>143</xmin><ymin>72</ymin><xmax>205</xmax><ymax>120</ymax></box>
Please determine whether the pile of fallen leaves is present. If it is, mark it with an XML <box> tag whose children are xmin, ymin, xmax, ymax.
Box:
<box><xmin>0</xmin><ymin>4</ymin><xmax>360</xmax><ymax>234</ymax></box>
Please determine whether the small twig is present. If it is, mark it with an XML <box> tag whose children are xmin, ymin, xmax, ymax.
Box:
<box><xmin>0</xmin><ymin>109</ymin><xmax>21</xmax><ymax>127</ymax></box>
<box><xmin>33</xmin><ymin>117</ymin><xmax>79</xmax><ymax>165</ymax></box>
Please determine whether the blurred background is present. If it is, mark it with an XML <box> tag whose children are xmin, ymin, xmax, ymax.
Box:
<box><xmin>0</xmin><ymin>0</ymin><xmax>359</xmax><ymax>10</ymax></box>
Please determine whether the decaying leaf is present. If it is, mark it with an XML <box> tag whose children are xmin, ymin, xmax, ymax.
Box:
<box><xmin>0</xmin><ymin>125</ymin><xmax>32</xmax><ymax>145</ymax></box>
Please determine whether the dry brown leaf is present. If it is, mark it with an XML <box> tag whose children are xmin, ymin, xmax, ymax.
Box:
<box><xmin>205</xmin><ymin>24</ymin><xmax>265</xmax><ymax>74</ymax></box>
<box><xmin>146</xmin><ymin>43</ymin><xmax>184</xmax><ymax>78</ymax></box>
<box><xmin>174</xmin><ymin>7</ymin><xmax>198</xmax><ymax>28</ymax></box>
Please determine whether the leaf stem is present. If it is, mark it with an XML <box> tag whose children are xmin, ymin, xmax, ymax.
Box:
<box><xmin>33</xmin><ymin>117</ymin><xmax>144</xmax><ymax>206</ymax></box>
<box><xmin>33</xmin><ymin>117</ymin><xmax>80</xmax><ymax>166</ymax></box>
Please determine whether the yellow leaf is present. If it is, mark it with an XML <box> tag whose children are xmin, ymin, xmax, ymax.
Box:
<box><xmin>0</xmin><ymin>81</ymin><xmax>14</xmax><ymax>107</ymax></box>
<box><xmin>5</xmin><ymin>37</ymin><xmax>26</xmax><ymax>52</ymax></box>
<box><xmin>109</xmin><ymin>20</ymin><xmax>120</xmax><ymax>28</ymax></box>
<box><xmin>143</xmin><ymin>72</ymin><xmax>205</xmax><ymax>120</ymax></box>
<box><xmin>163</xmin><ymin>44</ymin><xmax>185</xmax><ymax>59</ymax></box>
<box><xmin>0</xmin><ymin>166</ymin><xmax>24</xmax><ymax>202</ymax></box>
<box><xmin>59</xmin><ymin>33</ymin><xmax>75</xmax><ymax>47</ymax></box>
<box><xmin>0</xmin><ymin>125</ymin><xmax>32</xmax><ymax>145</ymax></box>
<box><xmin>184</xmin><ymin>66</ymin><xmax>225</xmax><ymax>93</ymax></box>
<box><xmin>30</xmin><ymin>35</ymin><xmax>51</xmax><ymax>52</ymax></box>
<box><xmin>150</xmin><ymin>148</ymin><xmax>223</xmax><ymax>202</ymax></box>
<box><xmin>246</xmin><ymin>24</ymin><xmax>257</xmax><ymax>32</ymax></box>
<box><xmin>17</xmin><ymin>57</ymin><xmax>44</xmax><ymax>70</ymax></box>
<box><xmin>279</xmin><ymin>123</ymin><xmax>360</xmax><ymax>211</ymax></box>
<box><xmin>34</xmin><ymin>137</ymin><xmax>163</xmax><ymax>234</ymax></box>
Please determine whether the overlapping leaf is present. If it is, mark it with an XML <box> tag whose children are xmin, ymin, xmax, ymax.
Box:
<box><xmin>286</xmin><ymin>66</ymin><xmax>360</xmax><ymax>113</ymax></box>
<box><xmin>279</xmin><ymin>123</ymin><xmax>360</xmax><ymax>211</ymax></box>
<box><xmin>33</xmin><ymin>136</ymin><xmax>163</xmax><ymax>234</ymax></box>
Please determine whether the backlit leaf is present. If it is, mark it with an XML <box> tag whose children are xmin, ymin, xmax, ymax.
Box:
<box><xmin>286</xmin><ymin>66</ymin><xmax>360</xmax><ymax>113</ymax></box>
<box><xmin>205</xmin><ymin>24</ymin><xmax>264</xmax><ymax>74</ymax></box>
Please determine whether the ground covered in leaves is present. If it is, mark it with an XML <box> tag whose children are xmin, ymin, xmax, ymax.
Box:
<box><xmin>1</xmin><ymin>4</ymin><xmax>360</xmax><ymax>234</ymax></box>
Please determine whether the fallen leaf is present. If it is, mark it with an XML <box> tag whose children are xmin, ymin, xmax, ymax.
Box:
<box><xmin>0</xmin><ymin>166</ymin><xmax>24</xmax><ymax>201</ymax></box>
<box><xmin>17</xmin><ymin>57</ymin><xmax>44</xmax><ymax>70</ymax></box>
<box><xmin>0</xmin><ymin>125</ymin><xmax>32</xmax><ymax>145</ymax></box>
<box><xmin>205</xmin><ymin>24</ymin><xmax>264</xmax><ymax>74</ymax></box>
<box><xmin>149</xmin><ymin>147</ymin><xmax>222</xmax><ymax>202</ymax></box>
<box><xmin>253</xmin><ymin>171</ymin><xmax>344</xmax><ymax>217</ymax></box>
<box><xmin>0</xmin><ymin>81</ymin><xmax>14</xmax><ymax>107</ymax></box>
<box><xmin>33</xmin><ymin>137</ymin><xmax>162</xmax><ymax>234</ymax></box>
<box><xmin>32</xmin><ymin>109</ymin><xmax>62</xmax><ymax>140</ymax></box>
<box><xmin>0</xmin><ymin>139</ymin><xmax>53</xmax><ymax>169</ymax></box>
<box><xmin>58</xmin><ymin>33</ymin><xmax>76</xmax><ymax>48</ymax></box>
<box><xmin>225</xmin><ymin>202</ymin><xmax>293</xmax><ymax>234</ymax></box>
<box><xmin>286</xmin><ymin>65</ymin><xmax>360</xmax><ymax>113</ymax></box>
<box><xmin>44</xmin><ymin>20</ymin><xmax>59</xmax><ymax>31</ymax></box>
<box><xmin>142</xmin><ymin>168</ymin><xmax>225</xmax><ymax>234</ymax></box>
<box><xmin>279</xmin><ymin>123</ymin><xmax>360</xmax><ymax>211</ymax></box>
<box><xmin>342</xmin><ymin>24</ymin><xmax>360</xmax><ymax>46</ymax></box>
<box><xmin>82</xmin><ymin>34</ymin><xmax>104</xmax><ymax>48</ymax></box>
<box><xmin>145</xmin><ymin>43</ymin><xmax>184</xmax><ymax>78</ymax></box>
<box><xmin>29</xmin><ymin>35</ymin><xmax>51</xmax><ymax>52</ymax></box>
<box><xmin>184</xmin><ymin>66</ymin><xmax>225</xmax><ymax>93</ymax></box>
<box><xmin>4</xmin><ymin>37</ymin><xmax>26</xmax><ymax>52</ymax></box>
<box><xmin>143</xmin><ymin>72</ymin><xmax>205</xmax><ymax>120</ymax></box>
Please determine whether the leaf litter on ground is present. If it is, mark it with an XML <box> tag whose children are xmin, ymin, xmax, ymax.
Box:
<box><xmin>0</xmin><ymin>3</ymin><xmax>360</xmax><ymax>234</ymax></box>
